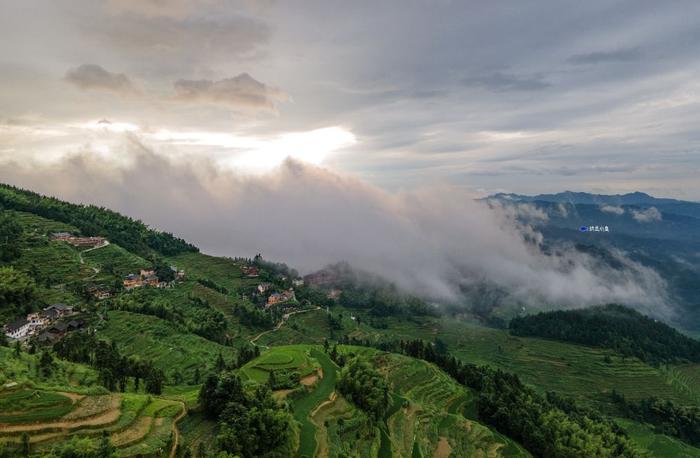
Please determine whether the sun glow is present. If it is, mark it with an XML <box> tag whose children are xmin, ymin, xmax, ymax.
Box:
<box><xmin>151</xmin><ymin>126</ymin><xmax>356</xmax><ymax>172</ymax></box>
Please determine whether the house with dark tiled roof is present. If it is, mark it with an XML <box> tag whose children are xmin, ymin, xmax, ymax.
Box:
<box><xmin>5</xmin><ymin>318</ymin><xmax>31</xmax><ymax>340</ymax></box>
<box><xmin>44</xmin><ymin>303</ymin><xmax>74</xmax><ymax>317</ymax></box>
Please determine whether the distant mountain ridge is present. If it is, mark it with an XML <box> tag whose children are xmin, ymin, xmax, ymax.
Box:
<box><xmin>490</xmin><ymin>190</ymin><xmax>695</xmax><ymax>206</ymax></box>
<box><xmin>490</xmin><ymin>191</ymin><xmax>700</xmax><ymax>220</ymax></box>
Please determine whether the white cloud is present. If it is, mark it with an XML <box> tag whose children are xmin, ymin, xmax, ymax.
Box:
<box><xmin>0</xmin><ymin>139</ymin><xmax>671</xmax><ymax>317</ymax></box>
<box><xmin>631</xmin><ymin>206</ymin><xmax>662</xmax><ymax>222</ymax></box>
<box><xmin>600</xmin><ymin>205</ymin><xmax>625</xmax><ymax>215</ymax></box>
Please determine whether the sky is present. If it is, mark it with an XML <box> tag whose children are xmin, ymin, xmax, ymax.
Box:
<box><xmin>0</xmin><ymin>1</ymin><xmax>694</xmax><ymax>313</ymax></box>
<box><xmin>2</xmin><ymin>0</ymin><xmax>700</xmax><ymax>199</ymax></box>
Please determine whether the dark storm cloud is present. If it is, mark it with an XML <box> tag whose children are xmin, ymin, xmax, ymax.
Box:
<box><xmin>65</xmin><ymin>64</ymin><xmax>137</xmax><ymax>94</ymax></box>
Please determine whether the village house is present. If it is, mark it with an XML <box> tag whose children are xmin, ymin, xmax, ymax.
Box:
<box><xmin>4</xmin><ymin>303</ymin><xmax>77</xmax><ymax>341</ymax></box>
<box><xmin>241</xmin><ymin>266</ymin><xmax>260</xmax><ymax>278</ymax></box>
<box><xmin>123</xmin><ymin>273</ymin><xmax>142</xmax><ymax>290</ymax></box>
<box><xmin>292</xmin><ymin>278</ymin><xmax>305</xmax><ymax>287</ymax></box>
<box><xmin>50</xmin><ymin>231</ymin><xmax>73</xmax><ymax>241</ymax></box>
<box><xmin>170</xmin><ymin>266</ymin><xmax>186</xmax><ymax>280</ymax></box>
<box><xmin>86</xmin><ymin>285</ymin><xmax>113</xmax><ymax>300</ymax></box>
<box><xmin>257</xmin><ymin>282</ymin><xmax>272</xmax><ymax>294</ymax></box>
<box><xmin>327</xmin><ymin>289</ymin><xmax>342</xmax><ymax>300</ymax></box>
<box><xmin>44</xmin><ymin>303</ymin><xmax>75</xmax><ymax>317</ymax></box>
<box><xmin>267</xmin><ymin>289</ymin><xmax>296</xmax><ymax>306</ymax></box>
<box><xmin>4</xmin><ymin>318</ymin><xmax>31</xmax><ymax>340</ymax></box>
<box><xmin>67</xmin><ymin>236</ymin><xmax>106</xmax><ymax>248</ymax></box>
<box><xmin>27</xmin><ymin>310</ymin><xmax>55</xmax><ymax>330</ymax></box>
<box><xmin>143</xmin><ymin>273</ymin><xmax>160</xmax><ymax>287</ymax></box>
<box><xmin>37</xmin><ymin>319</ymin><xmax>84</xmax><ymax>345</ymax></box>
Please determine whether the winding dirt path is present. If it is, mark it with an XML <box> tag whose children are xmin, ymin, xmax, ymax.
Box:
<box><xmin>168</xmin><ymin>401</ymin><xmax>187</xmax><ymax>458</ymax></box>
<box><xmin>250</xmin><ymin>307</ymin><xmax>321</xmax><ymax>345</ymax></box>
<box><xmin>77</xmin><ymin>240</ymin><xmax>110</xmax><ymax>275</ymax></box>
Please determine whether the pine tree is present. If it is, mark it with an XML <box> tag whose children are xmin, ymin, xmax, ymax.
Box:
<box><xmin>20</xmin><ymin>432</ymin><xmax>29</xmax><ymax>457</ymax></box>
<box><xmin>39</xmin><ymin>350</ymin><xmax>53</xmax><ymax>377</ymax></box>
<box><xmin>215</xmin><ymin>351</ymin><xmax>226</xmax><ymax>372</ymax></box>
<box><xmin>98</xmin><ymin>430</ymin><xmax>115</xmax><ymax>457</ymax></box>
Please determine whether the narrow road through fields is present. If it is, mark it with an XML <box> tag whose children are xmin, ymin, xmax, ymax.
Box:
<box><xmin>78</xmin><ymin>240</ymin><xmax>110</xmax><ymax>265</ymax></box>
<box><xmin>78</xmin><ymin>241</ymin><xmax>110</xmax><ymax>277</ymax></box>
<box><xmin>250</xmin><ymin>307</ymin><xmax>321</xmax><ymax>346</ymax></box>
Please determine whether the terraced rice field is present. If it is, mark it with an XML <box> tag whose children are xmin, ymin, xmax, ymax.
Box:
<box><xmin>616</xmin><ymin>418</ymin><xmax>700</xmax><ymax>457</ymax></box>
<box><xmin>12</xmin><ymin>211</ymin><xmax>79</xmax><ymax>235</ymax></box>
<box><xmin>165</xmin><ymin>252</ymin><xmax>258</xmax><ymax>293</ymax></box>
<box><xmin>291</xmin><ymin>349</ymin><xmax>338</xmax><ymax>458</ymax></box>
<box><xmin>82</xmin><ymin>243</ymin><xmax>149</xmax><ymax>276</ymax></box>
<box><xmin>240</xmin><ymin>345</ymin><xmax>320</xmax><ymax>384</ymax></box>
<box><xmin>0</xmin><ymin>388</ymin><xmax>184</xmax><ymax>457</ymax></box>
<box><xmin>99</xmin><ymin>311</ymin><xmax>237</xmax><ymax>381</ymax></box>
<box><xmin>375</xmin><ymin>351</ymin><xmax>529</xmax><ymax>457</ymax></box>
<box><xmin>318</xmin><ymin>312</ymin><xmax>700</xmax><ymax>411</ymax></box>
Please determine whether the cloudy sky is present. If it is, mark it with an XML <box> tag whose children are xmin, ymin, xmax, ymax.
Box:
<box><xmin>2</xmin><ymin>0</ymin><xmax>700</xmax><ymax>199</ymax></box>
<box><xmin>2</xmin><ymin>0</ymin><xmax>693</xmax><ymax>312</ymax></box>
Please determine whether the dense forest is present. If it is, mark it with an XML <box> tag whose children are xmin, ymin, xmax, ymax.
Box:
<box><xmin>335</xmin><ymin>356</ymin><xmax>389</xmax><ymax>422</ymax></box>
<box><xmin>509</xmin><ymin>304</ymin><xmax>700</xmax><ymax>364</ymax></box>
<box><xmin>0</xmin><ymin>183</ymin><xmax>197</xmax><ymax>257</ymax></box>
<box><xmin>199</xmin><ymin>371</ymin><xmax>293</xmax><ymax>457</ymax></box>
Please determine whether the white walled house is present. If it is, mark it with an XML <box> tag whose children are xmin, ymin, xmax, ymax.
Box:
<box><xmin>5</xmin><ymin>318</ymin><xmax>31</xmax><ymax>340</ymax></box>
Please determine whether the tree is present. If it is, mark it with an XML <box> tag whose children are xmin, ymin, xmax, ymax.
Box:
<box><xmin>39</xmin><ymin>350</ymin><xmax>54</xmax><ymax>377</ymax></box>
<box><xmin>98</xmin><ymin>430</ymin><xmax>116</xmax><ymax>457</ymax></box>
<box><xmin>145</xmin><ymin>367</ymin><xmax>165</xmax><ymax>395</ymax></box>
<box><xmin>193</xmin><ymin>366</ymin><xmax>201</xmax><ymax>384</ymax></box>
<box><xmin>0</xmin><ymin>267</ymin><xmax>36</xmax><ymax>316</ymax></box>
<box><xmin>336</xmin><ymin>357</ymin><xmax>389</xmax><ymax>422</ymax></box>
<box><xmin>14</xmin><ymin>340</ymin><xmax>21</xmax><ymax>357</ymax></box>
<box><xmin>21</xmin><ymin>432</ymin><xmax>29</xmax><ymax>457</ymax></box>
<box><xmin>0</xmin><ymin>212</ymin><xmax>22</xmax><ymax>262</ymax></box>
<box><xmin>215</xmin><ymin>351</ymin><xmax>226</xmax><ymax>372</ymax></box>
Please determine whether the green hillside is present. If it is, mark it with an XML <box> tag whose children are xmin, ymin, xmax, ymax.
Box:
<box><xmin>2</xmin><ymin>190</ymin><xmax>700</xmax><ymax>457</ymax></box>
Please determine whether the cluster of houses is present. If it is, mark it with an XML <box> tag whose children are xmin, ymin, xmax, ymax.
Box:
<box><xmin>123</xmin><ymin>267</ymin><xmax>185</xmax><ymax>290</ymax></box>
<box><xmin>256</xmin><ymin>282</ymin><xmax>297</xmax><ymax>307</ymax></box>
<box><xmin>4</xmin><ymin>304</ymin><xmax>83</xmax><ymax>343</ymax></box>
<box><xmin>50</xmin><ymin>232</ymin><xmax>107</xmax><ymax>248</ymax></box>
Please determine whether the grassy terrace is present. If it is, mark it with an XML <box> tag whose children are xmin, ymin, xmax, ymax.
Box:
<box><xmin>0</xmin><ymin>386</ymin><xmax>183</xmax><ymax>457</ymax></box>
<box><xmin>165</xmin><ymin>252</ymin><xmax>259</xmax><ymax>293</ymax></box>
<box><xmin>82</xmin><ymin>243</ymin><xmax>149</xmax><ymax>277</ymax></box>
<box><xmin>277</xmin><ymin>309</ymin><xmax>700</xmax><ymax>410</ymax></box>
<box><xmin>291</xmin><ymin>349</ymin><xmax>338</xmax><ymax>458</ymax></box>
<box><xmin>98</xmin><ymin>311</ymin><xmax>237</xmax><ymax>382</ymax></box>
